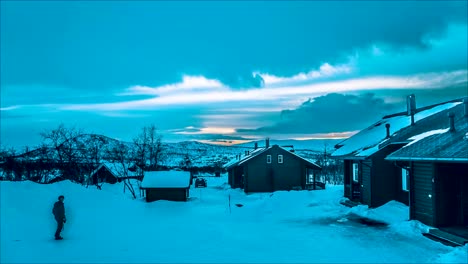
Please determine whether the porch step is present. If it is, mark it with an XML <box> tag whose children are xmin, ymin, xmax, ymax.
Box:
<box><xmin>340</xmin><ymin>199</ymin><xmax>360</xmax><ymax>208</ymax></box>
<box><xmin>423</xmin><ymin>228</ymin><xmax>468</xmax><ymax>247</ymax></box>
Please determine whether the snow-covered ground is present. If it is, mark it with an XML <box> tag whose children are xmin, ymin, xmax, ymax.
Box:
<box><xmin>1</xmin><ymin>176</ymin><xmax>467</xmax><ymax>263</ymax></box>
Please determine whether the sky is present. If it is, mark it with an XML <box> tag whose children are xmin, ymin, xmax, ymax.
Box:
<box><xmin>1</xmin><ymin>1</ymin><xmax>468</xmax><ymax>150</ymax></box>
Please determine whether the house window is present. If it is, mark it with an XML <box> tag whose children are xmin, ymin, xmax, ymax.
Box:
<box><xmin>401</xmin><ymin>168</ymin><xmax>409</xmax><ymax>191</ymax></box>
<box><xmin>278</xmin><ymin>155</ymin><xmax>283</xmax><ymax>163</ymax></box>
<box><xmin>352</xmin><ymin>163</ymin><xmax>359</xmax><ymax>182</ymax></box>
<box><xmin>266</xmin><ymin>155</ymin><xmax>272</xmax><ymax>164</ymax></box>
<box><xmin>307</xmin><ymin>174</ymin><xmax>314</xmax><ymax>184</ymax></box>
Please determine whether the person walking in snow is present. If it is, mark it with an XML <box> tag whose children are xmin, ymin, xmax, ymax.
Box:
<box><xmin>52</xmin><ymin>195</ymin><xmax>66</xmax><ymax>240</ymax></box>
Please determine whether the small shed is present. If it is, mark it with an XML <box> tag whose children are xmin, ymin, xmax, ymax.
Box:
<box><xmin>140</xmin><ymin>171</ymin><xmax>191</xmax><ymax>202</ymax></box>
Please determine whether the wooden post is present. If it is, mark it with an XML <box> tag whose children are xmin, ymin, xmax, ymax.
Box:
<box><xmin>313</xmin><ymin>170</ymin><xmax>316</xmax><ymax>190</ymax></box>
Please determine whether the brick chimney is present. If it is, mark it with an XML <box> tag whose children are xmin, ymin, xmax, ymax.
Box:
<box><xmin>448</xmin><ymin>112</ymin><xmax>455</xmax><ymax>132</ymax></box>
<box><xmin>385</xmin><ymin>123</ymin><xmax>391</xmax><ymax>138</ymax></box>
<box><xmin>407</xmin><ymin>94</ymin><xmax>416</xmax><ymax>125</ymax></box>
<box><xmin>266</xmin><ymin>138</ymin><xmax>270</xmax><ymax>148</ymax></box>
<box><xmin>254</xmin><ymin>142</ymin><xmax>258</xmax><ymax>150</ymax></box>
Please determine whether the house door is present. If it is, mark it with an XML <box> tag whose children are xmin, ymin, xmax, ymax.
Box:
<box><xmin>461</xmin><ymin>175</ymin><xmax>468</xmax><ymax>226</ymax></box>
<box><xmin>444</xmin><ymin>174</ymin><xmax>468</xmax><ymax>226</ymax></box>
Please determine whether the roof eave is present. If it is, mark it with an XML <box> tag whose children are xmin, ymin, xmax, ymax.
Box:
<box><xmin>386</xmin><ymin>157</ymin><xmax>468</xmax><ymax>163</ymax></box>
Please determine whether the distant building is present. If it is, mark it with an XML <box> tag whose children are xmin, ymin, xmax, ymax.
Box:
<box><xmin>386</xmin><ymin>99</ymin><xmax>468</xmax><ymax>229</ymax></box>
<box><xmin>225</xmin><ymin>139</ymin><xmax>322</xmax><ymax>193</ymax></box>
<box><xmin>90</xmin><ymin>162</ymin><xmax>142</xmax><ymax>184</ymax></box>
<box><xmin>140</xmin><ymin>171</ymin><xmax>191</xmax><ymax>202</ymax></box>
<box><xmin>331</xmin><ymin>96</ymin><xmax>467</xmax><ymax>209</ymax></box>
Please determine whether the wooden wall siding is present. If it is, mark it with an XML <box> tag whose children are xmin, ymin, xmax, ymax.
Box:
<box><xmin>344</xmin><ymin>160</ymin><xmax>351</xmax><ymax>198</ymax></box>
<box><xmin>361</xmin><ymin>160</ymin><xmax>372</xmax><ymax>206</ymax></box>
<box><xmin>228</xmin><ymin>166</ymin><xmax>244</xmax><ymax>189</ymax></box>
<box><xmin>463</xmin><ymin>175</ymin><xmax>468</xmax><ymax>226</ymax></box>
<box><xmin>372</xmin><ymin>145</ymin><xmax>409</xmax><ymax>207</ymax></box>
<box><xmin>412</xmin><ymin>162</ymin><xmax>434</xmax><ymax>226</ymax></box>
<box><xmin>245</xmin><ymin>146</ymin><xmax>305</xmax><ymax>192</ymax></box>
<box><xmin>146</xmin><ymin>188</ymin><xmax>188</xmax><ymax>202</ymax></box>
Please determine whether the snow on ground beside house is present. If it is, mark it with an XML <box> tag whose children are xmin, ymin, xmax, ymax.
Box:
<box><xmin>1</xmin><ymin>176</ymin><xmax>466</xmax><ymax>263</ymax></box>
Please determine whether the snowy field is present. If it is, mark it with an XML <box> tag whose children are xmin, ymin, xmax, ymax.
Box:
<box><xmin>1</xmin><ymin>176</ymin><xmax>467</xmax><ymax>263</ymax></box>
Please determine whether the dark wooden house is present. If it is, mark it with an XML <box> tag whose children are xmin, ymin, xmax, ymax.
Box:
<box><xmin>140</xmin><ymin>171</ymin><xmax>191</xmax><ymax>202</ymax></box>
<box><xmin>225</xmin><ymin>139</ymin><xmax>322</xmax><ymax>193</ymax></box>
<box><xmin>331</xmin><ymin>96</ymin><xmax>466</xmax><ymax>208</ymax></box>
<box><xmin>386</xmin><ymin>101</ymin><xmax>468</xmax><ymax>229</ymax></box>
<box><xmin>90</xmin><ymin>162</ymin><xmax>142</xmax><ymax>185</ymax></box>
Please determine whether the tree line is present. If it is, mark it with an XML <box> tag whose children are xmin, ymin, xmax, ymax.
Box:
<box><xmin>0</xmin><ymin>124</ymin><xmax>165</xmax><ymax>188</ymax></box>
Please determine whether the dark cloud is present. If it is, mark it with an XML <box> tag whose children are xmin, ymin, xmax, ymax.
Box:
<box><xmin>238</xmin><ymin>93</ymin><xmax>401</xmax><ymax>134</ymax></box>
<box><xmin>2</xmin><ymin>1</ymin><xmax>466</xmax><ymax>90</ymax></box>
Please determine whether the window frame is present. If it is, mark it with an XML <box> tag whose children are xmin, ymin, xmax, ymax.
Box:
<box><xmin>266</xmin><ymin>155</ymin><xmax>272</xmax><ymax>164</ymax></box>
<box><xmin>352</xmin><ymin>163</ymin><xmax>359</xmax><ymax>182</ymax></box>
<box><xmin>401</xmin><ymin>168</ymin><xmax>409</xmax><ymax>192</ymax></box>
<box><xmin>278</xmin><ymin>154</ymin><xmax>283</xmax><ymax>164</ymax></box>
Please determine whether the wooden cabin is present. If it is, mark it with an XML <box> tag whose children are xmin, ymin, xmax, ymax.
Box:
<box><xmin>90</xmin><ymin>162</ymin><xmax>142</xmax><ymax>185</ymax></box>
<box><xmin>386</xmin><ymin>101</ymin><xmax>468</xmax><ymax>229</ymax></box>
<box><xmin>331</xmin><ymin>96</ymin><xmax>466</xmax><ymax>208</ymax></box>
<box><xmin>225</xmin><ymin>139</ymin><xmax>322</xmax><ymax>193</ymax></box>
<box><xmin>140</xmin><ymin>171</ymin><xmax>191</xmax><ymax>202</ymax></box>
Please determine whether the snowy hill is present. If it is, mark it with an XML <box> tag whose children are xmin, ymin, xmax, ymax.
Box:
<box><xmin>13</xmin><ymin>134</ymin><xmax>339</xmax><ymax>169</ymax></box>
<box><xmin>1</xmin><ymin>178</ymin><xmax>466</xmax><ymax>263</ymax></box>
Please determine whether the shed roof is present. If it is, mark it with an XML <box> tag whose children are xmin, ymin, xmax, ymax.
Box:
<box><xmin>141</xmin><ymin>171</ymin><xmax>191</xmax><ymax>189</ymax></box>
<box><xmin>331</xmin><ymin>98</ymin><xmax>464</xmax><ymax>159</ymax></box>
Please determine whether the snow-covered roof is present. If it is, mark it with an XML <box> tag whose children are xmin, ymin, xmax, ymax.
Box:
<box><xmin>91</xmin><ymin>162</ymin><xmax>141</xmax><ymax>178</ymax></box>
<box><xmin>386</xmin><ymin>112</ymin><xmax>468</xmax><ymax>162</ymax></box>
<box><xmin>223</xmin><ymin>147</ymin><xmax>268</xmax><ymax>169</ymax></box>
<box><xmin>141</xmin><ymin>171</ymin><xmax>191</xmax><ymax>189</ymax></box>
<box><xmin>331</xmin><ymin>100</ymin><xmax>462</xmax><ymax>158</ymax></box>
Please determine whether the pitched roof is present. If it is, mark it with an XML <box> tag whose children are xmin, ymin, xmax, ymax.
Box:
<box><xmin>331</xmin><ymin>98</ymin><xmax>464</xmax><ymax>159</ymax></box>
<box><xmin>141</xmin><ymin>171</ymin><xmax>191</xmax><ymax>189</ymax></box>
<box><xmin>224</xmin><ymin>145</ymin><xmax>321</xmax><ymax>170</ymax></box>
<box><xmin>386</xmin><ymin>111</ymin><xmax>468</xmax><ymax>162</ymax></box>
<box><xmin>91</xmin><ymin>162</ymin><xmax>141</xmax><ymax>178</ymax></box>
<box><xmin>223</xmin><ymin>147</ymin><xmax>269</xmax><ymax>169</ymax></box>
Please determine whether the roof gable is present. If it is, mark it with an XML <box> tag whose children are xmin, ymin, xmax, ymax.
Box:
<box><xmin>230</xmin><ymin>145</ymin><xmax>321</xmax><ymax>170</ymax></box>
<box><xmin>91</xmin><ymin>162</ymin><xmax>142</xmax><ymax>178</ymax></box>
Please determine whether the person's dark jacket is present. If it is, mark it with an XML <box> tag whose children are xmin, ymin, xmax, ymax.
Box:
<box><xmin>52</xmin><ymin>201</ymin><xmax>65</xmax><ymax>222</ymax></box>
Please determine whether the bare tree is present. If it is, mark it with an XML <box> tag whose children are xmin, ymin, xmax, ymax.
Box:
<box><xmin>105</xmin><ymin>142</ymin><xmax>137</xmax><ymax>199</ymax></box>
<box><xmin>133</xmin><ymin>124</ymin><xmax>164</xmax><ymax>170</ymax></box>
<box><xmin>40</xmin><ymin>124</ymin><xmax>85</xmax><ymax>182</ymax></box>
<box><xmin>80</xmin><ymin>134</ymin><xmax>108</xmax><ymax>186</ymax></box>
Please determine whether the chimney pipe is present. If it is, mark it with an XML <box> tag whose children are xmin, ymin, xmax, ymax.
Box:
<box><xmin>407</xmin><ymin>94</ymin><xmax>416</xmax><ymax>125</ymax></box>
<box><xmin>254</xmin><ymin>142</ymin><xmax>258</xmax><ymax>150</ymax></box>
<box><xmin>448</xmin><ymin>112</ymin><xmax>455</xmax><ymax>132</ymax></box>
<box><xmin>385</xmin><ymin>124</ymin><xmax>391</xmax><ymax>138</ymax></box>
<box><xmin>266</xmin><ymin>138</ymin><xmax>270</xmax><ymax>148</ymax></box>
<box><xmin>464</xmin><ymin>98</ymin><xmax>468</xmax><ymax>117</ymax></box>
